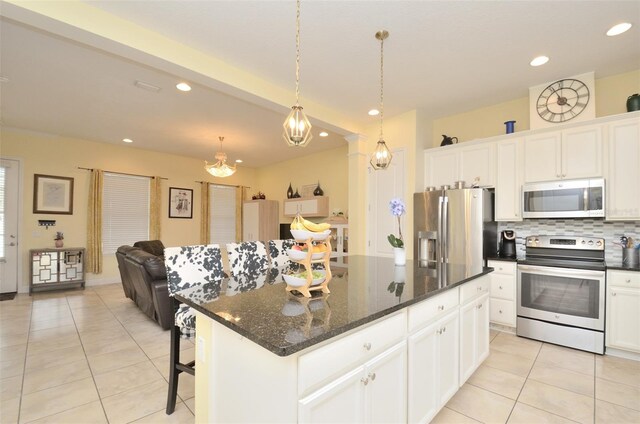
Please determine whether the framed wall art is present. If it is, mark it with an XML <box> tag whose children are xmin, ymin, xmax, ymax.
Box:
<box><xmin>169</xmin><ymin>187</ymin><xmax>193</xmax><ymax>219</ymax></box>
<box><xmin>33</xmin><ymin>174</ymin><xmax>74</xmax><ymax>214</ymax></box>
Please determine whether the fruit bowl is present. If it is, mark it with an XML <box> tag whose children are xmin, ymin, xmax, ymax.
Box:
<box><xmin>283</xmin><ymin>270</ymin><xmax>326</xmax><ymax>287</ymax></box>
<box><xmin>287</xmin><ymin>248</ymin><xmax>325</xmax><ymax>261</ymax></box>
<box><xmin>290</xmin><ymin>229</ymin><xmax>331</xmax><ymax>241</ymax></box>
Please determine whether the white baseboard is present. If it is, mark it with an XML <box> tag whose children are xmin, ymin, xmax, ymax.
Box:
<box><xmin>490</xmin><ymin>323</ymin><xmax>516</xmax><ymax>334</ymax></box>
<box><xmin>605</xmin><ymin>347</ymin><xmax>640</xmax><ymax>362</ymax></box>
<box><xmin>86</xmin><ymin>278</ymin><xmax>120</xmax><ymax>287</ymax></box>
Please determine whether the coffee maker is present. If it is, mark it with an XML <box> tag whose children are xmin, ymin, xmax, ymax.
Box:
<box><xmin>499</xmin><ymin>230</ymin><xmax>517</xmax><ymax>258</ymax></box>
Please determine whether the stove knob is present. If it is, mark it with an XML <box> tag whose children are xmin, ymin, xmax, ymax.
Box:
<box><xmin>588</xmin><ymin>240</ymin><xmax>594</xmax><ymax>245</ymax></box>
<box><xmin>581</xmin><ymin>240</ymin><xmax>586</xmax><ymax>244</ymax></box>
<box><xmin>535</xmin><ymin>238</ymin><xmax>539</xmax><ymax>243</ymax></box>
<box><xmin>596</xmin><ymin>241</ymin><xmax>602</xmax><ymax>246</ymax></box>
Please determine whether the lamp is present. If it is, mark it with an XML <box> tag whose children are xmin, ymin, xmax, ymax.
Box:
<box><xmin>204</xmin><ymin>136</ymin><xmax>237</xmax><ymax>178</ymax></box>
<box><xmin>283</xmin><ymin>0</ymin><xmax>312</xmax><ymax>147</ymax></box>
<box><xmin>370</xmin><ymin>30</ymin><xmax>393</xmax><ymax>170</ymax></box>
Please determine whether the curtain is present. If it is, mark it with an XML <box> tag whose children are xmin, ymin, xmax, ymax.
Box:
<box><xmin>87</xmin><ymin>169</ymin><xmax>103</xmax><ymax>274</ymax></box>
<box><xmin>149</xmin><ymin>176</ymin><xmax>162</xmax><ymax>240</ymax></box>
<box><xmin>200</xmin><ymin>182</ymin><xmax>210</xmax><ymax>244</ymax></box>
<box><xmin>235</xmin><ymin>187</ymin><xmax>246</xmax><ymax>242</ymax></box>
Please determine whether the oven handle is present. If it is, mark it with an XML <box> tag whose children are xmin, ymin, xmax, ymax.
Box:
<box><xmin>517</xmin><ymin>264</ymin><xmax>605</xmax><ymax>279</ymax></box>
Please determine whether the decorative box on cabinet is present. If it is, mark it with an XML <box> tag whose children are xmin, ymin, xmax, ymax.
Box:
<box><xmin>283</xmin><ymin>197</ymin><xmax>329</xmax><ymax>218</ymax></box>
<box><xmin>329</xmin><ymin>224</ymin><xmax>348</xmax><ymax>266</ymax></box>
<box><xmin>243</xmin><ymin>200</ymin><xmax>279</xmax><ymax>241</ymax></box>
<box><xmin>487</xmin><ymin>260</ymin><xmax>517</xmax><ymax>328</ymax></box>
<box><xmin>606</xmin><ymin>270</ymin><xmax>640</xmax><ymax>355</ymax></box>
<box><xmin>523</xmin><ymin>125</ymin><xmax>603</xmax><ymax>183</ymax></box>
<box><xmin>29</xmin><ymin>248</ymin><xmax>85</xmax><ymax>294</ymax></box>
<box><xmin>606</xmin><ymin>117</ymin><xmax>640</xmax><ymax>220</ymax></box>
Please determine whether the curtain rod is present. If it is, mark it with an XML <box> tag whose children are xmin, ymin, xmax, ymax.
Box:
<box><xmin>195</xmin><ymin>181</ymin><xmax>250</xmax><ymax>189</ymax></box>
<box><xmin>78</xmin><ymin>167</ymin><xmax>168</xmax><ymax>180</ymax></box>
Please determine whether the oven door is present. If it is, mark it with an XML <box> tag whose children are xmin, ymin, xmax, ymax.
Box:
<box><xmin>517</xmin><ymin>264</ymin><xmax>605</xmax><ymax>331</ymax></box>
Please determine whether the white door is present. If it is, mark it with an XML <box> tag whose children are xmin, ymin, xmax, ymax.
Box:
<box><xmin>368</xmin><ymin>149</ymin><xmax>405</xmax><ymax>256</ymax></box>
<box><xmin>408</xmin><ymin>320</ymin><xmax>439</xmax><ymax>424</ymax></box>
<box><xmin>0</xmin><ymin>159</ymin><xmax>20</xmax><ymax>293</ymax></box>
<box><xmin>606</xmin><ymin>287</ymin><xmax>640</xmax><ymax>352</ymax></box>
<box><xmin>437</xmin><ymin>310</ymin><xmax>460</xmax><ymax>406</ymax></box>
<box><xmin>495</xmin><ymin>139</ymin><xmax>523</xmax><ymax>221</ymax></box>
<box><xmin>476</xmin><ymin>294</ymin><xmax>490</xmax><ymax>363</ymax></box>
<box><xmin>606</xmin><ymin>118</ymin><xmax>640</xmax><ymax>220</ymax></box>
<box><xmin>459</xmin><ymin>300</ymin><xmax>477</xmax><ymax>385</ymax></box>
<box><xmin>242</xmin><ymin>202</ymin><xmax>259</xmax><ymax>241</ymax></box>
<box><xmin>365</xmin><ymin>342</ymin><xmax>407</xmax><ymax>424</ymax></box>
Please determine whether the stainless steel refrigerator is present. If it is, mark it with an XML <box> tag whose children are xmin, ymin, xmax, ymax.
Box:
<box><xmin>414</xmin><ymin>188</ymin><xmax>496</xmax><ymax>285</ymax></box>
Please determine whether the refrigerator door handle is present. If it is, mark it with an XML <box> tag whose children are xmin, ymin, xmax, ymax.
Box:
<box><xmin>442</xmin><ymin>195</ymin><xmax>449</xmax><ymax>263</ymax></box>
<box><xmin>437</xmin><ymin>196</ymin><xmax>443</xmax><ymax>264</ymax></box>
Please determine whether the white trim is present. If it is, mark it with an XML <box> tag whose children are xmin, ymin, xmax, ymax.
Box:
<box><xmin>605</xmin><ymin>347</ymin><xmax>640</xmax><ymax>362</ymax></box>
<box><xmin>0</xmin><ymin>156</ymin><xmax>24</xmax><ymax>294</ymax></box>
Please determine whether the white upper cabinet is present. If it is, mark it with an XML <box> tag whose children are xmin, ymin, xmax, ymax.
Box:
<box><xmin>425</xmin><ymin>143</ymin><xmax>495</xmax><ymax>189</ymax></box>
<box><xmin>606</xmin><ymin>117</ymin><xmax>640</xmax><ymax>221</ymax></box>
<box><xmin>524</xmin><ymin>125</ymin><xmax>603</xmax><ymax>183</ymax></box>
<box><xmin>495</xmin><ymin>139</ymin><xmax>524</xmax><ymax>221</ymax></box>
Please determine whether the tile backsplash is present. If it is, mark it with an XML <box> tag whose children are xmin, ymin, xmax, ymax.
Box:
<box><xmin>497</xmin><ymin>220</ymin><xmax>640</xmax><ymax>263</ymax></box>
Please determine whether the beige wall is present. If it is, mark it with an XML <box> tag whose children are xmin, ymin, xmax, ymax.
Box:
<box><xmin>254</xmin><ymin>145</ymin><xmax>348</xmax><ymax>223</ymax></box>
<box><xmin>1</xmin><ymin>129</ymin><xmax>257</xmax><ymax>292</ymax></box>
<box><xmin>431</xmin><ymin>69</ymin><xmax>640</xmax><ymax>147</ymax></box>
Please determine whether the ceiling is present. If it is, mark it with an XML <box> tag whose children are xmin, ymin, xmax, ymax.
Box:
<box><xmin>1</xmin><ymin>1</ymin><xmax>639</xmax><ymax>168</ymax></box>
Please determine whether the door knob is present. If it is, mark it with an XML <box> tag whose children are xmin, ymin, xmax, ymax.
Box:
<box><xmin>368</xmin><ymin>372</ymin><xmax>376</xmax><ymax>381</ymax></box>
<box><xmin>363</xmin><ymin>342</ymin><xmax>372</xmax><ymax>351</ymax></box>
<box><xmin>361</xmin><ymin>377</ymin><xmax>369</xmax><ymax>386</ymax></box>
<box><xmin>9</xmin><ymin>242</ymin><xmax>16</xmax><ymax>246</ymax></box>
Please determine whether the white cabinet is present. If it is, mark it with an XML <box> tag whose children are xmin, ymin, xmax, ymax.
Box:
<box><xmin>487</xmin><ymin>260</ymin><xmax>517</xmax><ymax>328</ymax></box>
<box><xmin>329</xmin><ymin>224</ymin><xmax>348</xmax><ymax>266</ymax></box>
<box><xmin>606</xmin><ymin>270</ymin><xmax>640</xmax><ymax>354</ymax></box>
<box><xmin>408</xmin><ymin>309</ymin><xmax>459</xmax><ymax>424</ymax></box>
<box><xmin>524</xmin><ymin>125</ymin><xmax>603</xmax><ymax>183</ymax></box>
<box><xmin>495</xmin><ymin>139</ymin><xmax>523</xmax><ymax>221</ymax></box>
<box><xmin>459</xmin><ymin>281</ymin><xmax>490</xmax><ymax>385</ymax></box>
<box><xmin>424</xmin><ymin>143</ymin><xmax>495</xmax><ymax>189</ymax></box>
<box><xmin>283</xmin><ymin>197</ymin><xmax>329</xmax><ymax>218</ymax></box>
<box><xmin>606</xmin><ymin>117</ymin><xmax>640</xmax><ymax>221</ymax></box>
<box><xmin>299</xmin><ymin>342</ymin><xmax>407</xmax><ymax>424</ymax></box>
<box><xmin>243</xmin><ymin>200</ymin><xmax>279</xmax><ymax>241</ymax></box>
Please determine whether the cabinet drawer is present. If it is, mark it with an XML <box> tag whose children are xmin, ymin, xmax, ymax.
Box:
<box><xmin>408</xmin><ymin>287</ymin><xmax>459</xmax><ymax>333</ymax></box>
<box><xmin>608</xmin><ymin>270</ymin><xmax>640</xmax><ymax>289</ymax></box>
<box><xmin>490</xmin><ymin>298</ymin><xmax>516</xmax><ymax>327</ymax></box>
<box><xmin>490</xmin><ymin>274</ymin><xmax>515</xmax><ymax>300</ymax></box>
<box><xmin>298</xmin><ymin>311</ymin><xmax>406</xmax><ymax>395</ymax></box>
<box><xmin>487</xmin><ymin>260</ymin><xmax>517</xmax><ymax>275</ymax></box>
<box><xmin>460</xmin><ymin>275</ymin><xmax>490</xmax><ymax>305</ymax></box>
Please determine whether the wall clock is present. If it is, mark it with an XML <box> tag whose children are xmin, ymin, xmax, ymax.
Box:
<box><xmin>529</xmin><ymin>72</ymin><xmax>596</xmax><ymax>130</ymax></box>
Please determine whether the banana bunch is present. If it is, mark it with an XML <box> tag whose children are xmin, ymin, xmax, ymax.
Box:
<box><xmin>291</xmin><ymin>214</ymin><xmax>330</xmax><ymax>232</ymax></box>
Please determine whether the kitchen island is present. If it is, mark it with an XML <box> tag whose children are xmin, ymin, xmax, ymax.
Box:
<box><xmin>176</xmin><ymin>256</ymin><xmax>493</xmax><ymax>423</ymax></box>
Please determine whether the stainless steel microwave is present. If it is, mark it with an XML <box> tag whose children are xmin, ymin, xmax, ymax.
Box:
<box><xmin>522</xmin><ymin>178</ymin><xmax>605</xmax><ymax>218</ymax></box>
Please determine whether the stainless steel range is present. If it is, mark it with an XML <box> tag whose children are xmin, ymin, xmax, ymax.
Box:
<box><xmin>517</xmin><ymin>235</ymin><xmax>606</xmax><ymax>354</ymax></box>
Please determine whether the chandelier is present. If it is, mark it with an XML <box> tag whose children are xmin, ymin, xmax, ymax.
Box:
<box><xmin>204</xmin><ymin>136</ymin><xmax>237</xmax><ymax>178</ymax></box>
<box><xmin>370</xmin><ymin>30</ymin><xmax>393</xmax><ymax>170</ymax></box>
<box><xmin>283</xmin><ymin>0</ymin><xmax>312</xmax><ymax>147</ymax></box>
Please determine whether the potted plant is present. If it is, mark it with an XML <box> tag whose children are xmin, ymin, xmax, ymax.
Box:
<box><xmin>387</xmin><ymin>198</ymin><xmax>406</xmax><ymax>265</ymax></box>
<box><xmin>54</xmin><ymin>231</ymin><xmax>64</xmax><ymax>248</ymax></box>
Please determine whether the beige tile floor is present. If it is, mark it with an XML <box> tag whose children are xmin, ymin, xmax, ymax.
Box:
<box><xmin>1</xmin><ymin>284</ymin><xmax>639</xmax><ymax>423</ymax></box>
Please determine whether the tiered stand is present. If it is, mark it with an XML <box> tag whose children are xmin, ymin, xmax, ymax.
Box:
<box><xmin>285</xmin><ymin>235</ymin><xmax>332</xmax><ymax>298</ymax></box>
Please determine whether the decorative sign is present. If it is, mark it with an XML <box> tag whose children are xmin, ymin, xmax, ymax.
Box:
<box><xmin>33</xmin><ymin>174</ymin><xmax>74</xmax><ymax>214</ymax></box>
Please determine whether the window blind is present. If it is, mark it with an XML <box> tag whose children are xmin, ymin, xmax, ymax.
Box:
<box><xmin>102</xmin><ymin>173</ymin><xmax>150</xmax><ymax>254</ymax></box>
<box><xmin>209</xmin><ymin>185</ymin><xmax>237</xmax><ymax>246</ymax></box>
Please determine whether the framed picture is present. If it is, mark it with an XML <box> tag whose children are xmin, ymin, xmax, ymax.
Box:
<box><xmin>169</xmin><ymin>187</ymin><xmax>193</xmax><ymax>219</ymax></box>
<box><xmin>33</xmin><ymin>174</ymin><xmax>74</xmax><ymax>214</ymax></box>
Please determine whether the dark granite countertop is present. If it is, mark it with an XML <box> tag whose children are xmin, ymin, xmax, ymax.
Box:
<box><xmin>486</xmin><ymin>256</ymin><xmax>518</xmax><ymax>263</ymax></box>
<box><xmin>606</xmin><ymin>262</ymin><xmax>640</xmax><ymax>272</ymax></box>
<box><xmin>175</xmin><ymin>255</ymin><xmax>492</xmax><ymax>357</ymax></box>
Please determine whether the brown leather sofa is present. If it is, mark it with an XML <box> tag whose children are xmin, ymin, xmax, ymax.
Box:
<box><xmin>116</xmin><ymin>241</ymin><xmax>172</xmax><ymax>330</ymax></box>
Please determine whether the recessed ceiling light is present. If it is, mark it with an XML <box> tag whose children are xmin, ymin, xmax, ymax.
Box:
<box><xmin>134</xmin><ymin>80</ymin><xmax>161</xmax><ymax>92</ymax></box>
<box><xmin>122</xmin><ymin>138</ymin><xmax>133</xmax><ymax>143</ymax></box>
<box><xmin>235</xmin><ymin>159</ymin><xmax>243</xmax><ymax>163</ymax></box>
<box><xmin>368</xmin><ymin>109</ymin><xmax>380</xmax><ymax>116</ymax></box>
<box><xmin>607</xmin><ymin>22</ymin><xmax>632</xmax><ymax>36</ymax></box>
<box><xmin>530</xmin><ymin>56</ymin><xmax>549</xmax><ymax>67</ymax></box>
<box><xmin>176</xmin><ymin>82</ymin><xmax>192</xmax><ymax>92</ymax></box>
<box><xmin>319</xmin><ymin>131</ymin><xmax>328</xmax><ymax>137</ymax></box>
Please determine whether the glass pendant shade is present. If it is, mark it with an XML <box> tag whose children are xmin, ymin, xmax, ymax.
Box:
<box><xmin>283</xmin><ymin>105</ymin><xmax>313</xmax><ymax>147</ymax></box>
<box><xmin>370</xmin><ymin>139</ymin><xmax>393</xmax><ymax>170</ymax></box>
<box><xmin>204</xmin><ymin>137</ymin><xmax>236</xmax><ymax>177</ymax></box>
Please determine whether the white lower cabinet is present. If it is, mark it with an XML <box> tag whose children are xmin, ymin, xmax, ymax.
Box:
<box><xmin>408</xmin><ymin>309</ymin><xmax>459</xmax><ymax>424</ymax></box>
<box><xmin>299</xmin><ymin>341</ymin><xmax>407</xmax><ymax>424</ymax></box>
<box><xmin>459</xmin><ymin>292</ymin><xmax>490</xmax><ymax>385</ymax></box>
<box><xmin>487</xmin><ymin>260</ymin><xmax>517</xmax><ymax>328</ymax></box>
<box><xmin>606</xmin><ymin>270</ymin><xmax>640</xmax><ymax>353</ymax></box>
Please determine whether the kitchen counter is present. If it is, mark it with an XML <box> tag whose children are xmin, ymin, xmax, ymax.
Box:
<box><xmin>176</xmin><ymin>255</ymin><xmax>492</xmax><ymax>356</ymax></box>
<box><xmin>606</xmin><ymin>262</ymin><xmax>640</xmax><ymax>272</ymax></box>
<box><xmin>487</xmin><ymin>256</ymin><xmax>518</xmax><ymax>262</ymax></box>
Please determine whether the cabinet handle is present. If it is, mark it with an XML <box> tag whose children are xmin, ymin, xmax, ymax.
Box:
<box><xmin>499</xmin><ymin>285</ymin><xmax>503</xmax><ymax>290</ymax></box>
<box><xmin>361</xmin><ymin>377</ymin><xmax>369</xmax><ymax>386</ymax></box>
<box><xmin>498</xmin><ymin>267</ymin><xmax>503</xmax><ymax>271</ymax></box>
<box><xmin>368</xmin><ymin>372</ymin><xmax>376</xmax><ymax>381</ymax></box>
<box><xmin>363</xmin><ymin>342</ymin><xmax>372</xmax><ymax>351</ymax></box>
<box><xmin>611</xmin><ymin>292</ymin><xmax>617</xmax><ymax>297</ymax></box>
<box><xmin>442</xmin><ymin>326</ymin><xmax>446</xmax><ymax>333</ymax></box>
<box><xmin>499</xmin><ymin>310</ymin><xmax>503</xmax><ymax>314</ymax></box>
<box><xmin>477</xmin><ymin>303</ymin><xmax>483</xmax><ymax>309</ymax></box>
<box><xmin>515</xmin><ymin>212</ymin><xmax>518</xmax><ymax>216</ymax></box>
<box><xmin>555</xmin><ymin>315</ymin><xmax>560</xmax><ymax>319</ymax></box>
<box><xmin>438</xmin><ymin>305</ymin><xmax>445</xmax><ymax>311</ymax></box>
<box><xmin>437</xmin><ymin>329</ymin><xmax>442</xmax><ymax>335</ymax></box>
<box><xmin>626</xmin><ymin>279</ymin><xmax>631</xmax><ymax>283</ymax></box>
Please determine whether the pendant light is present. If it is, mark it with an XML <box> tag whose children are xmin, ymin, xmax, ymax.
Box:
<box><xmin>370</xmin><ymin>30</ymin><xmax>393</xmax><ymax>170</ymax></box>
<box><xmin>204</xmin><ymin>136</ymin><xmax>237</xmax><ymax>178</ymax></box>
<box><xmin>283</xmin><ymin>0</ymin><xmax>312</xmax><ymax>147</ymax></box>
